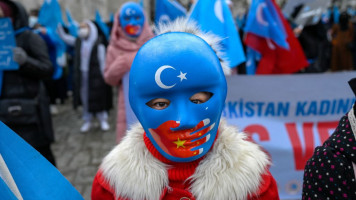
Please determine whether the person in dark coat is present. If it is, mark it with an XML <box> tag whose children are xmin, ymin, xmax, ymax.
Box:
<box><xmin>57</xmin><ymin>20</ymin><xmax>112</xmax><ymax>133</ymax></box>
<box><xmin>330</xmin><ymin>12</ymin><xmax>354</xmax><ymax>71</ymax></box>
<box><xmin>0</xmin><ymin>0</ymin><xmax>55</xmax><ymax>165</ymax></box>
<box><xmin>302</xmin><ymin>78</ymin><xmax>356</xmax><ymax>199</ymax></box>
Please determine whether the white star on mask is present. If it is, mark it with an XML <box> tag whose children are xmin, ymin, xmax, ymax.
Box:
<box><xmin>177</xmin><ymin>71</ymin><xmax>187</xmax><ymax>82</ymax></box>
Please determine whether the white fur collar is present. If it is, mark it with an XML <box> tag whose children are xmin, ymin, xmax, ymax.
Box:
<box><xmin>100</xmin><ymin>120</ymin><xmax>270</xmax><ymax>200</ymax></box>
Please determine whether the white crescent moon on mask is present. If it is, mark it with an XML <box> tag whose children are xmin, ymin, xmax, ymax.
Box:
<box><xmin>125</xmin><ymin>8</ymin><xmax>133</xmax><ymax>16</ymax></box>
<box><xmin>256</xmin><ymin>3</ymin><xmax>269</xmax><ymax>26</ymax></box>
<box><xmin>214</xmin><ymin>0</ymin><xmax>224</xmax><ymax>23</ymax></box>
<box><xmin>155</xmin><ymin>65</ymin><xmax>177</xmax><ymax>89</ymax></box>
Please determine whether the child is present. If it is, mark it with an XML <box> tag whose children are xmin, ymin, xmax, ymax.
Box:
<box><xmin>92</xmin><ymin>19</ymin><xmax>279</xmax><ymax>200</ymax></box>
<box><xmin>103</xmin><ymin>2</ymin><xmax>154</xmax><ymax>142</ymax></box>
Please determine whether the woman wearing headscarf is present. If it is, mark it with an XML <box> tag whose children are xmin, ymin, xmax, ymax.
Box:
<box><xmin>104</xmin><ymin>2</ymin><xmax>154</xmax><ymax>143</ymax></box>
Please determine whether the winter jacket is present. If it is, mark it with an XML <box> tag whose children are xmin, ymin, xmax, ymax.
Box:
<box><xmin>73</xmin><ymin>30</ymin><xmax>112</xmax><ymax>113</ymax></box>
<box><xmin>104</xmin><ymin>10</ymin><xmax>154</xmax><ymax>143</ymax></box>
<box><xmin>0</xmin><ymin>0</ymin><xmax>54</xmax><ymax>147</ymax></box>
<box><xmin>330</xmin><ymin>22</ymin><xmax>354</xmax><ymax>71</ymax></box>
<box><xmin>302</xmin><ymin>104</ymin><xmax>356</xmax><ymax>199</ymax></box>
<box><xmin>92</xmin><ymin>120</ymin><xmax>280</xmax><ymax>200</ymax></box>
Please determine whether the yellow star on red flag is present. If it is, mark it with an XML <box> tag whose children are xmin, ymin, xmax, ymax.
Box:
<box><xmin>173</xmin><ymin>138</ymin><xmax>186</xmax><ymax>148</ymax></box>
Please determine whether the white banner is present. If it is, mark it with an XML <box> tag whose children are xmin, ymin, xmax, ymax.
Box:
<box><xmin>223</xmin><ymin>72</ymin><xmax>356</xmax><ymax>199</ymax></box>
<box><xmin>125</xmin><ymin>72</ymin><xmax>356</xmax><ymax>199</ymax></box>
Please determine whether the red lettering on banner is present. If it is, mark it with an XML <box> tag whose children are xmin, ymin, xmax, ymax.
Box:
<box><xmin>285</xmin><ymin>121</ymin><xmax>338</xmax><ymax>170</ymax></box>
<box><xmin>243</xmin><ymin>124</ymin><xmax>270</xmax><ymax>143</ymax></box>
<box><xmin>286</xmin><ymin>123</ymin><xmax>314</xmax><ymax>170</ymax></box>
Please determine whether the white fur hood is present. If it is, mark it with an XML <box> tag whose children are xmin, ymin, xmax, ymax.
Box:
<box><xmin>100</xmin><ymin>120</ymin><xmax>270</xmax><ymax>200</ymax></box>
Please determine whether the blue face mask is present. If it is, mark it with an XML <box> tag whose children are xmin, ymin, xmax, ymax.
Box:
<box><xmin>129</xmin><ymin>32</ymin><xmax>227</xmax><ymax>162</ymax></box>
<box><xmin>119</xmin><ymin>2</ymin><xmax>145</xmax><ymax>38</ymax></box>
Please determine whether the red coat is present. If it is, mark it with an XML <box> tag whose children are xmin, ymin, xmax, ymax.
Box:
<box><xmin>91</xmin><ymin>122</ymin><xmax>280</xmax><ymax>200</ymax></box>
<box><xmin>92</xmin><ymin>169</ymin><xmax>279</xmax><ymax>200</ymax></box>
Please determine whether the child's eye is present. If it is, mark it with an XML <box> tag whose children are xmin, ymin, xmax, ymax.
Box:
<box><xmin>190</xmin><ymin>92</ymin><xmax>213</xmax><ymax>104</ymax></box>
<box><xmin>154</xmin><ymin>102</ymin><xmax>169</xmax><ymax>108</ymax></box>
<box><xmin>191</xmin><ymin>99</ymin><xmax>203</xmax><ymax>104</ymax></box>
<box><xmin>146</xmin><ymin>98</ymin><xmax>170</xmax><ymax>110</ymax></box>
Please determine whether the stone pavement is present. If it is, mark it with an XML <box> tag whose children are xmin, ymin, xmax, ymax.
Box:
<box><xmin>51</xmin><ymin>100</ymin><xmax>117</xmax><ymax>200</ymax></box>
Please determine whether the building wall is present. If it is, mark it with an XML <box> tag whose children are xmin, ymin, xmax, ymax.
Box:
<box><xmin>16</xmin><ymin>0</ymin><xmax>152</xmax><ymax>23</ymax></box>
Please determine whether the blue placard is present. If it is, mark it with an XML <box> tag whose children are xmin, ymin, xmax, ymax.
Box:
<box><xmin>0</xmin><ymin>18</ymin><xmax>19</xmax><ymax>71</ymax></box>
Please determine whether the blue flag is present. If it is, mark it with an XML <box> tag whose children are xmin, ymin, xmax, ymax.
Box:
<box><xmin>38</xmin><ymin>0</ymin><xmax>64</xmax><ymax>30</ymax></box>
<box><xmin>65</xmin><ymin>9</ymin><xmax>79</xmax><ymax>37</ymax></box>
<box><xmin>155</xmin><ymin>0</ymin><xmax>187</xmax><ymax>25</ymax></box>
<box><xmin>38</xmin><ymin>0</ymin><xmax>66</xmax><ymax>79</ymax></box>
<box><xmin>333</xmin><ymin>6</ymin><xmax>340</xmax><ymax>24</ymax></box>
<box><xmin>0</xmin><ymin>122</ymin><xmax>84</xmax><ymax>199</ymax></box>
<box><xmin>245</xmin><ymin>47</ymin><xmax>261</xmax><ymax>75</ymax></box>
<box><xmin>95</xmin><ymin>10</ymin><xmax>110</xmax><ymax>41</ymax></box>
<box><xmin>244</xmin><ymin>0</ymin><xmax>289</xmax><ymax>50</ymax></box>
<box><xmin>110</xmin><ymin>12</ymin><xmax>115</xmax><ymax>24</ymax></box>
<box><xmin>0</xmin><ymin>177</ymin><xmax>18</xmax><ymax>200</ymax></box>
<box><xmin>189</xmin><ymin>0</ymin><xmax>246</xmax><ymax>68</ymax></box>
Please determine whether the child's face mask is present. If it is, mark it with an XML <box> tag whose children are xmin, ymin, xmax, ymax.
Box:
<box><xmin>119</xmin><ymin>2</ymin><xmax>145</xmax><ymax>38</ymax></box>
<box><xmin>129</xmin><ymin>33</ymin><xmax>227</xmax><ymax>162</ymax></box>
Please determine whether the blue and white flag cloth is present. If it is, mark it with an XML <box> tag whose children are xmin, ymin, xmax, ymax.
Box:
<box><xmin>245</xmin><ymin>0</ymin><xmax>289</xmax><ymax>50</ymax></box>
<box><xmin>95</xmin><ymin>10</ymin><xmax>110</xmax><ymax>41</ymax></box>
<box><xmin>38</xmin><ymin>0</ymin><xmax>66</xmax><ymax>79</ymax></box>
<box><xmin>65</xmin><ymin>9</ymin><xmax>79</xmax><ymax>37</ymax></box>
<box><xmin>245</xmin><ymin>47</ymin><xmax>261</xmax><ymax>75</ymax></box>
<box><xmin>189</xmin><ymin>0</ymin><xmax>246</xmax><ymax>68</ymax></box>
<box><xmin>0</xmin><ymin>122</ymin><xmax>84</xmax><ymax>200</ymax></box>
<box><xmin>155</xmin><ymin>0</ymin><xmax>187</xmax><ymax>25</ymax></box>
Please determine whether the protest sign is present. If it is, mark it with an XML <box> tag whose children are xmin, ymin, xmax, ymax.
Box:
<box><xmin>223</xmin><ymin>72</ymin><xmax>356</xmax><ymax>199</ymax></box>
<box><xmin>0</xmin><ymin>18</ymin><xmax>18</xmax><ymax>71</ymax></box>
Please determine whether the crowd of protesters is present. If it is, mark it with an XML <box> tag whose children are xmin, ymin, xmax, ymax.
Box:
<box><xmin>2</xmin><ymin>0</ymin><xmax>356</xmax><ymax>199</ymax></box>
<box><xmin>1</xmin><ymin>0</ymin><xmax>356</xmax><ymax>181</ymax></box>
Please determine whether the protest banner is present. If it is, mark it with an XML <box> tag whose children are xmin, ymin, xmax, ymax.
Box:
<box><xmin>223</xmin><ymin>72</ymin><xmax>356</xmax><ymax>199</ymax></box>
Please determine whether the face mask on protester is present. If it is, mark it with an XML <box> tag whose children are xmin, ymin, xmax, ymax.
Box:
<box><xmin>119</xmin><ymin>2</ymin><xmax>145</xmax><ymax>38</ymax></box>
<box><xmin>28</xmin><ymin>16</ymin><xmax>38</xmax><ymax>28</ymax></box>
<box><xmin>129</xmin><ymin>32</ymin><xmax>227</xmax><ymax>162</ymax></box>
<box><xmin>78</xmin><ymin>27</ymin><xmax>89</xmax><ymax>39</ymax></box>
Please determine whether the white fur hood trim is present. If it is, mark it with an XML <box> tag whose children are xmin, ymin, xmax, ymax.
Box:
<box><xmin>100</xmin><ymin>120</ymin><xmax>270</xmax><ymax>200</ymax></box>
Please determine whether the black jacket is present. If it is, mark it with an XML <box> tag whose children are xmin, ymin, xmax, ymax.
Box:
<box><xmin>302</xmin><ymin>79</ymin><xmax>356</xmax><ymax>199</ymax></box>
<box><xmin>0</xmin><ymin>0</ymin><xmax>54</xmax><ymax>147</ymax></box>
<box><xmin>73</xmin><ymin>35</ymin><xmax>112</xmax><ymax>113</ymax></box>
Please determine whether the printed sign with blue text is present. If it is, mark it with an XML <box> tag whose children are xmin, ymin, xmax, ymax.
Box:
<box><xmin>223</xmin><ymin>72</ymin><xmax>356</xmax><ymax>199</ymax></box>
<box><xmin>0</xmin><ymin>18</ymin><xmax>18</xmax><ymax>71</ymax></box>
